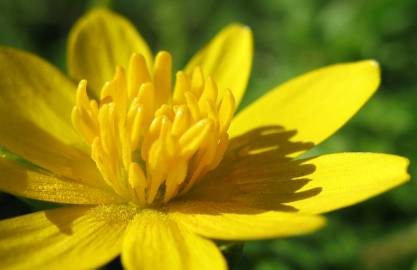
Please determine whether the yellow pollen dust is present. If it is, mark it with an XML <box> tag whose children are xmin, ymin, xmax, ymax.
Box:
<box><xmin>71</xmin><ymin>51</ymin><xmax>235</xmax><ymax>206</ymax></box>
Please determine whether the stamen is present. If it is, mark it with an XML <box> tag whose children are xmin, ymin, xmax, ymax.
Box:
<box><xmin>127</xmin><ymin>53</ymin><xmax>150</xmax><ymax>100</ymax></box>
<box><xmin>72</xmin><ymin>51</ymin><xmax>236</xmax><ymax>206</ymax></box>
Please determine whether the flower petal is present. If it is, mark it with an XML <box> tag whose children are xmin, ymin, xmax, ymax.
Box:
<box><xmin>229</xmin><ymin>60</ymin><xmax>380</xmax><ymax>153</ymax></box>
<box><xmin>288</xmin><ymin>153</ymin><xmax>410</xmax><ymax>214</ymax></box>
<box><xmin>0</xmin><ymin>47</ymin><xmax>81</xmax><ymax>147</ymax></box>
<box><xmin>0</xmin><ymin>205</ymin><xmax>135</xmax><ymax>270</ymax></box>
<box><xmin>185</xmin><ymin>151</ymin><xmax>409</xmax><ymax>215</ymax></box>
<box><xmin>0</xmin><ymin>47</ymin><xmax>104</xmax><ymax>188</ymax></box>
<box><xmin>122</xmin><ymin>209</ymin><xmax>226</xmax><ymax>270</ymax></box>
<box><xmin>68</xmin><ymin>8</ymin><xmax>152</xmax><ymax>96</ymax></box>
<box><xmin>185</xmin><ymin>24</ymin><xmax>253</xmax><ymax>106</ymax></box>
<box><xmin>0</xmin><ymin>157</ymin><xmax>122</xmax><ymax>204</ymax></box>
<box><xmin>168</xmin><ymin>201</ymin><xmax>325</xmax><ymax>240</ymax></box>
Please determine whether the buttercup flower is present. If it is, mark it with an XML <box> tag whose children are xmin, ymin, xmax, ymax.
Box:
<box><xmin>0</xmin><ymin>8</ymin><xmax>410</xmax><ymax>270</ymax></box>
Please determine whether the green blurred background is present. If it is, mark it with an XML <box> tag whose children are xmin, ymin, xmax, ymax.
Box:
<box><xmin>0</xmin><ymin>0</ymin><xmax>416</xmax><ymax>269</ymax></box>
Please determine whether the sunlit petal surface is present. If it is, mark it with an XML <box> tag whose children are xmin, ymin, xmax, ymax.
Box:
<box><xmin>122</xmin><ymin>209</ymin><xmax>227</xmax><ymax>270</ymax></box>
<box><xmin>230</xmin><ymin>60</ymin><xmax>380</xmax><ymax>155</ymax></box>
<box><xmin>185</xmin><ymin>24</ymin><xmax>253</xmax><ymax>106</ymax></box>
<box><xmin>0</xmin><ymin>205</ymin><xmax>135</xmax><ymax>270</ymax></box>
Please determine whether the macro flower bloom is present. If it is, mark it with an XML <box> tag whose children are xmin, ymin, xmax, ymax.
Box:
<box><xmin>0</xmin><ymin>8</ymin><xmax>410</xmax><ymax>270</ymax></box>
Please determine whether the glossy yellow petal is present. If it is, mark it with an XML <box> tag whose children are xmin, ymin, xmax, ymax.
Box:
<box><xmin>185</xmin><ymin>24</ymin><xmax>253</xmax><ymax>106</ymax></box>
<box><xmin>68</xmin><ymin>8</ymin><xmax>152</xmax><ymax>96</ymax></box>
<box><xmin>122</xmin><ymin>209</ymin><xmax>226</xmax><ymax>270</ymax></box>
<box><xmin>168</xmin><ymin>201</ymin><xmax>325</xmax><ymax>240</ymax></box>
<box><xmin>230</xmin><ymin>60</ymin><xmax>380</xmax><ymax>153</ymax></box>
<box><xmin>180</xmin><ymin>136</ymin><xmax>408</xmax><ymax>215</ymax></box>
<box><xmin>0</xmin><ymin>47</ymin><xmax>81</xmax><ymax>147</ymax></box>
<box><xmin>0</xmin><ymin>47</ymin><xmax>104</xmax><ymax>188</ymax></box>
<box><xmin>288</xmin><ymin>153</ymin><xmax>410</xmax><ymax>214</ymax></box>
<box><xmin>0</xmin><ymin>205</ymin><xmax>136</xmax><ymax>270</ymax></box>
<box><xmin>0</xmin><ymin>157</ymin><xmax>123</xmax><ymax>204</ymax></box>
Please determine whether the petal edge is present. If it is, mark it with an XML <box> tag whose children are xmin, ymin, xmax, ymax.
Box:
<box><xmin>68</xmin><ymin>8</ymin><xmax>153</xmax><ymax>96</ymax></box>
<box><xmin>230</xmin><ymin>60</ymin><xmax>380</xmax><ymax>154</ymax></box>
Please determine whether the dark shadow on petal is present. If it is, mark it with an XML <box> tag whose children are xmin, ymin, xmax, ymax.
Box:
<box><xmin>44</xmin><ymin>204</ymin><xmax>137</xmax><ymax>235</ymax></box>
<box><xmin>175</xmin><ymin>125</ymin><xmax>321</xmax><ymax>214</ymax></box>
<box><xmin>44</xmin><ymin>207</ymin><xmax>90</xmax><ymax>235</ymax></box>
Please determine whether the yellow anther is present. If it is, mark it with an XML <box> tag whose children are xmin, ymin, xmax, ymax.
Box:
<box><xmin>153</xmin><ymin>51</ymin><xmax>172</xmax><ymax>107</ymax></box>
<box><xmin>98</xmin><ymin>104</ymin><xmax>112</xmax><ymax>154</ymax></box>
<box><xmin>179</xmin><ymin>118</ymin><xmax>214</xmax><ymax>158</ymax></box>
<box><xmin>147</xmin><ymin>119</ymin><xmax>171</xmax><ymax>203</ymax></box>
<box><xmin>128</xmin><ymin>53</ymin><xmax>151</xmax><ymax>99</ymax></box>
<box><xmin>159</xmin><ymin>116</ymin><xmax>173</xmax><ymax>142</ymax></box>
<box><xmin>76</xmin><ymin>80</ymin><xmax>90</xmax><ymax>109</ymax></box>
<box><xmin>164</xmin><ymin>159</ymin><xmax>187</xmax><ymax>202</ymax></box>
<box><xmin>190</xmin><ymin>66</ymin><xmax>204</xmax><ymax>98</ymax></box>
<box><xmin>173</xmin><ymin>71</ymin><xmax>190</xmax><ymax>104</ymax></box>
<box><xmin>210</xmin><ymin>133</ymin><xmax>230</xmax><ymax>170</ymax></box>
<box><xmin>155</xmin><ymin>104</ymin><xmax>175</xmax><ymax>120</ymax></box>
<box><xmin>128</xmin><ymin>162</ymin><xmax>147</xmax><ymax>205</ymax></box>
<box><xmin>71</xmin><ymin>51</ymin><xmax>236</xmax><ymax>206</ymax></box>
<box><xmin>218</xmin><ymin>89</ymin><xmax>236</xmax><ymax>134</ymax></box>
<box><xmin>71</xmin><ymin>107</ymin><xmax>96</xmax><ymax>144</ymax></box>
<box><xmin>200</xmin><ymin>99</ymin><xmax>218</xmax><ymax>124</ymax></box>
<box><xmin>89</xmin><ymin>99</ymin><xmax>99</xmax><ymax>119</ymax></box>
<box><xmin>184</xmin><ymin>91</ymin><xmax>201</xmax><ymax>121</ymax></box>
<box><xmin>136</xmin><ymin>82</ymin><xmax>155</xmax><ymax>111</ymax></box>
<box><xmin>130</xmin><ymin>105</ymin><xmax>146</xmax><ymax>150</ymax></box>
<box><xmin>91</xmin><ymin>137</ymin><xmax>117</xmax><ymax>191</ymax></box>
<box><xmin>200</xmin><ymin>77</ymin><xmax>218</xmax><ymax>102</ymax></box>
<box><xmin>100</xmin><ymin>80</ymin><xmax>115</xmax><ymax>101</ymax></box>
<box><xmin>172</xmin><ymin>106</ymin><xmax>192</xmax><ymax>136</ymax></box>
<box><xmin>120</xmin><ymin>127</ymin><xmax>132</xmax><ymax>170</ymax></box>
<box><xmin>141</xmin><ymin>115</ymin><xmax>164</xmax><ymax>161</ymax></box>
<box><xmin>72</xmin><ymin>80</ymin><xmax>99</xmax><ymax>144</ymax></box>
<box><xmin>126</xmin><ymin>98</ymin><xmax>140</xmax><ymax>128</ymax></box>
<box><xmin>113</xmin><ymin>66</ymin><xmax>128</xmax><ymax>117</ymax></box>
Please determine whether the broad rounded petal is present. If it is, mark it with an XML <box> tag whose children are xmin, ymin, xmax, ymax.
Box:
<box><xmin>0</xmin><ymin>205</ymin><xmax>135</xmax><ymax>270</ymax></box>
<box><xmin>122</xmin><ymin>209</ymin><xmax>226</xmax><ymax>270</ymax></box>
<box><xmin>288</xmin><ymin>153</ymin><xmax>410</xmax><ymax>214</ymax></box>
<box><xmin>185</xmin><ymin>24</ymin><xmax>253</xmax><ymax>105</ymax></box>
<box><xmin>230</xmin><ymin>60</ymin><xmax>380</xmax><ymax>153</ymax></box>
<box><xmin>168</xmin><ymin>201</ymin><xmax>325</xmax><ymax>240</ymax></box>
<box><xmin>0</xmin><ymin>47</ymin><xmax>105</xmax><ymax>188</ymax></box>
<box><xmin>68</xmin><ymin>8</ymin><xmax>153</xmax><ymax>96</ymax></box>
<box><xmin>0</xmin><ymin>157</ymin><xmax>123</xmax><ymax>204</ymax></box>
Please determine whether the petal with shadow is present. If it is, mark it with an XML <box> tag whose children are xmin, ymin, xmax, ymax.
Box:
<box><xmin>288</xmin><ymin>153</ymin><xmax>410</xmax><ymax>214</ymax></box>
<box><xmin>185</xmin><ymin>148</ymin><xmax>409</xmax><ymax>215</ymax></box>
<box><xmin>182</xmin><ymin>126</ymin><xmax>318</xmax><ymax>211</ymax></box>
<box><xmin>0</xmin><ymin>204</ymin><xmax>136</xmax><ymax>270</ymax></box>
<box><xmin>230</xmin><ymin>60</ymin><xmax>380</xmax><ymax>156</ymax></box>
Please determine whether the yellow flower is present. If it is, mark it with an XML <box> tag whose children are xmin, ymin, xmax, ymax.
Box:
<box><xmin>0</xmin><ymin>8</ymin><xmax>410</xmax><ymax>270</ymax></box>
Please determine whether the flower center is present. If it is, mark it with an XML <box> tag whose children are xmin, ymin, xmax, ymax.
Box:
<box><xmin>71</xmin><ymin>52</ymin><xmax>235</xmax><ymax>206</ymax></box>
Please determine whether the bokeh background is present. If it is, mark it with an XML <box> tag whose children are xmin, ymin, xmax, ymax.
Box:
<box><xmin>0</xmin><ymin>0</ymin><xmax>417</xmax><ymax>269</ymax></box>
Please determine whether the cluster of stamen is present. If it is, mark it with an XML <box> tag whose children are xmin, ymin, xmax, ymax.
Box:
<box><xmin>72</xmin><ymin>52</ymin><xmax>235</xmax><ymax>206</ymax></box>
